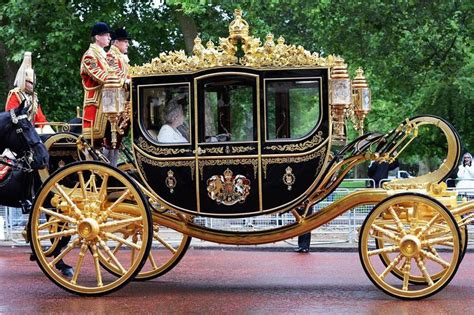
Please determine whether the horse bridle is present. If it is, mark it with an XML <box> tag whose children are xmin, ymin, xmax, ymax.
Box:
<box><xmin>6</xmin><ymin>109</ymin><xmax>41</xmax><ymax>172</ymax></box>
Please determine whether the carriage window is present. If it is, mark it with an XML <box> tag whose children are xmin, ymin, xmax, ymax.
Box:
<box><xmin>202</xmin><ymin>76</ymin><xmax>255</xmax><ymax>142</ymax></box>
<box><xmin>141</xmin><ymin>84</ymin><xmax>190</xmax><ymax>144</ymax></box>
<box><xmin>266</xmin><ymin>79</ymin><xmax>320</xmax><ymax>140</ymax></box>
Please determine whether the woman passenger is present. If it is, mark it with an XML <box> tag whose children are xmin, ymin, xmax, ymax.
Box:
<box><xmin>157</xmin><ymin>99</ymin><xmax>188</xmax><ymax>143</ymax></box>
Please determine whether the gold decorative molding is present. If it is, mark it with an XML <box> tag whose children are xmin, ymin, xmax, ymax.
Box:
<box><xmin>204</xmin><ymin>147</ymin><xmax>224</xmax><ymax>154</ymax></box>
<box><xmin>130</xmin><ymin>9</ymin><xmax>339</xmax><ymax>76</ymax></box>
<box><xmin>262</xmin><ymin>146</ymin><xmax>326</xmax><ymax>178</ymax></box>
<box><xmin>136</xmin><ymin>151</ymin><xmax>195</xmax><ymax>180</ymax></box>
<box><xmin>138</xmin><ymin>137</ymin><xmax>191</xmax><ymax>155</ymax></box>
<box><xmin>231</xmin><ymin>146</ymin><xmax>255</xmax><ymax>154</ymax></box>
<box><xmin>199</xmin><ymin>158</ymin><xmax>258</xmax><ymax>180</ymax></box>
<box><xmin>265</xmin><ymin>131</ymin><xmax>324</xmax><ymax>152</ymax></box>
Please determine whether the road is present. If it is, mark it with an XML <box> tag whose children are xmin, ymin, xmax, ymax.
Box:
<box><xmin>1</xmin><ymin>247</ymin><xmax>474</xmax><ymax>314</ymax></box>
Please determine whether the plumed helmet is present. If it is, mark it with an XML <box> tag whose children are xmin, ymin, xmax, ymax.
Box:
<box><xmin>112</xmin><ymin>28</ymin><xmax>132</xmax><ymax>41</ymax></box>
<box><xmin>91</xmin><ymin>22</ymin><xmax>111</xmax><ymax>37</ymax></box>
<box><xmin>14</xmin><ymin>51</ymin><xmax>35</xmax><ymax>90</ymax></box>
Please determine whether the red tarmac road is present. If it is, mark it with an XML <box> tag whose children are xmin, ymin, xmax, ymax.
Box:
<box><xmin>1</xmin><ymin>247</ymin><xmax>474</xmax><ymax>314</ymax></box>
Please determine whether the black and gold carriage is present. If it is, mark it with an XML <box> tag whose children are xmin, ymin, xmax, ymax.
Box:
<box><xmin>29</xmin><ymin>10</ymin><xmax>473</xmax><ymax>299</ymax></box>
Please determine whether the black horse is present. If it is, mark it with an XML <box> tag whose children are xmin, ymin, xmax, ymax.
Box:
<box><xmin>0</xmin><ymin>100</ymin><xmax>49</xmax><ymax>210</ymax></box>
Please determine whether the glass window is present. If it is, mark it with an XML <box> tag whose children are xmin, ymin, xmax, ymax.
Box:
<box><xmin>202</xmin><ymin>76</ymin><xmax>255</xmax><ymax>143</ymax></box>
<box><xmin>266</xmin><ymin>79</ymin><xmax>320</xmax><ymax>140</ymax></box>
<box><xmin>141</xmin><ymin>84</ymin><xmax>190</xmax><ymax>144</ymax></box>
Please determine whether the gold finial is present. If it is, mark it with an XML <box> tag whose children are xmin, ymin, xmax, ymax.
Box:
<box><xmin>264</xmin><ymin>33</ymin><xmax>275</xmax><ymax>54</ymax></box>
<box><xmin>193</xmin><ymin>34</ymin><xmax>205</xmax><ymax>58</ymax></box>
<box><xmin>353</xmin><ymin>67</ymin><xmax>368</xmax><ymax>88</ymax></box>
<box><xmin>229</xmin><ymin>8</ymin><xmax>249</xmax><ymax>42</ymax></box>
<box><xmin>277</xmin><ymin>36</ymin><xmax>285</xmax><ymax>45</ymax></box>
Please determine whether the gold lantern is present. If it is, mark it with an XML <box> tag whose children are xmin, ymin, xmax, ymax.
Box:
<box><xmin>330</xmin><ymin>57</ymin><xmax>352</xmax><ymax>144</ymax></box>
<box><xmin>351</xmin><ymin>67</ymin><xmax>371</xmax><ymax>135</ymax></box>
<box><xmin>101</xmin><ymin>74</ymin><xmax>126</xmax><ymax>149</ymax></box>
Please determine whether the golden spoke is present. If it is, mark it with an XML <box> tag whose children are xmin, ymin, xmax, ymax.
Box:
<box><xmin>427</xmin><ymin>245</ymin><xmax>440</xmax><ymax>257</ymax></box>
<box><xmin>388</xmin><ymin>206</ymin><xmax>407</xmax><ymax>236</ymax></box>
<box><xmin>104</xmin><ymin>189</ymin><xmax>131</xmax><ymax>214</ymax></box>
<box><xmin>98</xmin><ymin>173</ymin><xmax>110</xmax><ymax>203</ymax></box>
<box><xmin>40</xmin><ymin>207</ymin><xmax>77</xmax><ymax>224</ymax></box>
<box><xmin>90</xmin><ymin>173</ymin><xmax>98</xmax><ymax>194</ymax></box>
<box><xmin>78</xmin><ymin>171</ymin><xmax>88</xmax><ymax>199</ymax></box>
<box><xmin>148</xmin><ymin>252</ymin><xmax>158</xmax><ymax>270</ymax></box>
<box><xmin>368</xmin><ymin>245</ymin><xmax>400</xmax><ymax>256</ymax></box>
<box><xmin>71</xmin><ymin>243</ymin><xmax>89</xmax><ymax>285</ymax></box>
<box><xmin>49</xmin><ymin>238</ymin><xmax>82</xmax><ymax>267</ymax></box>
<box><xmin>416</xmin><ymin>214</ymin><xmax>441</xmax><ymax>238</ymax></box>
<box><xmin>408</xmin><ymin>203</ymin><xmax>418</xmax><ymax>230</ymax></box>
<box><xmin>54</xmin><ymin>183</ymin><xmax>85</xmax><ymax>220</ymax></box>
<box><xmin>90</xmin><ymin>244</ymin><xmax>103</xmax><ymax>287</ymax></box>
<box><xmin>422</xmin><ymin>236</ymin><xmax>453</xmax><ymax>247</ymax></box>
<box><xmin>402</xmin><ymin>258</ymin><xmax>411</xmax><ymax>291</ymax></box>
<box><xmin>379</xmin><ymin>253</ymin><xmax>404</xmax><ymax>279</ymax></box>
<box><xmin>38</xmin><ymin>228</ymin><xmax>78</xmax><ymax>240</ymax></box>
<box><xmin>98</xmin><ymin>237</ymin><xmax>126</xmax><ymax>274</ymax></box>
<box><xmin>154</xmin><ymin>232</ymin><xmax>177</xmax><ymax>254</ymax></box>
<box><xmin>420</xmin><ymin>249</ymin><xmax>451</xmax><ymax>268</ymax></box>
<box><xmin>38</xmin><ymin>218</ymin><xmax>61</xmax><ymax>230</ymax></box>
<box><xmin>99</xmin><ymin>216</ymin><xmax>143</xmax><ymax>232</ymax></box>
<box><xmin>371</xmin><ymin>224</ymin><xmax>401</xmax><ymax>242</ymax></box>
<box><xmin>104</xmin><ymin>232</ymin><xmax>142</xmax><ymax>250</ymax></box>
<box><xmin>415</xmin><ymin>256</ymin><xmax>434</xmax><ymax>286</ymax></box>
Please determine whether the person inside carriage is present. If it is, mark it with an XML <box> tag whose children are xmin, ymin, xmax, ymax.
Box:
<box><xmin>156</xmin><ymin>99</ymin><xmax>188</xmax><ymax>143</ymax></box>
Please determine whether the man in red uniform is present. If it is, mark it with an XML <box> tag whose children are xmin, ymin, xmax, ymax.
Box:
<box><xmin>5</xmin><ymin>52</ymin><xmax>53</xmax><ymax>134</ymax></box>
<box><xmin>81</xmin><ymin>22</ymin><xmax>127</xmax><ymax>148</ymax></box>
<box><xmin>103</xmin><ymin>28</ymin><xmax>132</xmax><ymax>166</ymax></box>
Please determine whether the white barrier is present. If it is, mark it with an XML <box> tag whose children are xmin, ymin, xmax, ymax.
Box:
<box><xmin>0</xmin><ymin>216</ymin><xmax>4</xmax><ymax>241</ymax></box>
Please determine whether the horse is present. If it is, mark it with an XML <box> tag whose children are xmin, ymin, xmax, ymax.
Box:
<box><xmin>0</xmin><ymin>100</ymin><xmax>49</xmax><ymax>210</ymax></box>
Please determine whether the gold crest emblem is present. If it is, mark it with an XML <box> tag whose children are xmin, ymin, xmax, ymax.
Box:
<box><xmin>207</xmin><ymin>168</ymin><xmax>251</xmax><ymax>206</ymax></box>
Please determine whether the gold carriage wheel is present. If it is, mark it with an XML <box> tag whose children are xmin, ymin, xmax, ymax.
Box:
<box><xmin>359</xmin><ymin>193</ymin><xmax>461</xmax><ymax>299</ymax></box>
<box><xmin>375</xmin><ymin>214</ymin><xmax>468</xmax><ymax>284</ymax></box>
<box><xmin>95</xmin><ymin>217</ymin><xmax>191</xmax><ymax>280</ymax></box>
<box><xmin>29</xmin><ymin>161</ymin><xmax>152</xmax><ymax>296</ymax></box>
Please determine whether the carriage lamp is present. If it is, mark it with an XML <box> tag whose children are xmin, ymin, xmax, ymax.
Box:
<box><xmin>351</xmin><ymin>67</ymin><xmax>371</xmax><ymax>135</ymax></box>
<box><xmin>330</xmin><ymin>57</ymin><xmax>352</xmax><ymax>144</ymax></box>
<box><xmin>101</xmin><ymin>75</ymin><xmax>126</xmax><ymax>149</ymax></box>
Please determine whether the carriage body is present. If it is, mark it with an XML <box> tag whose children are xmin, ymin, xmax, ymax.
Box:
<box><xmin>131</xmin><ymin>67</ymin><xmax>330</xmax><ymax>217</ymax></box>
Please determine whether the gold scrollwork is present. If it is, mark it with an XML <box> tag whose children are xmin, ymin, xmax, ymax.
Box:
<box><xmin>231</xmin><ymin>146</ymin><xmax>255</xmax><ymax>154</ymax></box>
<box><xmin>130</xmin><ymin>9</ymin><xmax>338</xmax><ymax>77</ymax></box>
<box><xmin>283</xmin><ymin>166</ymin><xmax>296</xmax><ymax>191</ymax></box>
<box><xmin>199</xmin><ymin>158</ymin><xmax>258</xmax><ymax>180</ymax></box>
<box><xmin>262</xmin><ymin>146</ymin><xmax>326</xmax><ymax>179</ymax></box>
<box><xmin>205</xmin><ymin>147</ymin><xmax>224</xmax><ymax>154</ymax></box>
<box><xmin>265</xmin><ymin>131</ymin><xmax>324</xmax><ymax>152</ymax></box>
<box><xmin>136</xmin><ymin>152</ymin><xmax>195</xmax><ymax>180</ymax></box>
<box><xmin>137</xmin><ymin>137</ymin><xmax>192</xmax><ymax>156</ymax></box>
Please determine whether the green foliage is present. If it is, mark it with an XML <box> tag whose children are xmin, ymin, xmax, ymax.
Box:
<box><xmin>0</xmin><ymin>0</ymin><xmax>471</xmax><ymax>170</ymax></box>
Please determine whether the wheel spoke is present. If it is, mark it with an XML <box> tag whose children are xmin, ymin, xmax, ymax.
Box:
<box><xmin>416</xmin><ymin>213</ymin><xmax>440</xmax><ymax>238</ymax></box>
<box><xmin>422</xmin><ymin>236</ymin><xmax>453</xmax><ymax>247</ymax></box>
<box><xmin>371</xmin><ymin>224</ymin><xmax>401</xmax><ymax>242</ymax></box>
<box><xmin>148</xmin><ymin>252</ymin><xmax>158</xmax><ymax>270</ymax></box>
<box><xmin>40</xmin><ymin>207</ymin><xmax>77</xmax><ymax>224</ymax></box>
<box><xmin>368</xmin><ymin>245</ymin><xmax>399</xmax><ymax>256</ymax></box>
<box><xmin>98</xmin><ymin>237</ymin><xmax>126</xmax><ymax>274</ymax></box>
<box><xmin>402</xmin><ymin>258</ymin><xmax>412</xmax><ymax>291</ymax></box>
<box><xmin>415</xmin><ymin>256</ymin><xmax>434</xmax><ymax>286</ymax></box>
<box><xmin>49</xmin><ymin>238</ymin><xmax>82</xmax><ymax>267</ymax></box>
<box><xmin>38</xmin><ymin>228</ymin><xmax>78</xmax><ymax>240</ymax></box>
<box><xmin>91</xmin><ymin>244</ymin><xmax>103</xmax><ymax>287</ymax></box>
<box><xmin>420</xmin><ymin>249</ymin><xmax>451</xmax><ymax>268</ymax></box>
<box><xmin>54</xmin><ymin>183</ymin><xmax>85</xmax><ymax>220</ymax></box>
<box><xmin>100</xmin><ymin>216</ymin><xmax>143</xmax><ymax>232</ymax></box>
<box><xmin>104</xmin><ymin>232</ymin><xmax>142</xmax><ymax>250</ymax></box>
<box><xmin>154</xmin><ymin>232</ymin><xmax>177</xmax><ymax>253</ymax></box>
<box><xmin>388</xmin><ymin>206</ymin><xmax>407</xmax><ymax>236</ymax></box>
<box><xmin>90</xmin><ymin>173</ymin><xmax>98</xmax><ymax>194</ymax></box>
<box><xmin>98</xmin><ymin>173</ymin><xmax>110</xmax><ymax>203</ymax></box>
<box><xmin>78</xmin><ymin>171</ymin><xmax>88</xmax><ymax>199</ymax></box>
<box><xmin>379</xmin><ymin>253</ymin><xmax>403</xmax><ymax>279</ymax></box>
<box><xmin>71</xmin><ymin>243</ymin><xmax>89</xmax><ymax>285</ymax></box>
<box><xmin>38</xmin><ymin>218</ymin><xmax>60</xmax><ymax>230</ymax></box>
<box><xmin>104</xmin><ymin>189</ymin><xmax>131</xmax><ymax>214</ymax></box>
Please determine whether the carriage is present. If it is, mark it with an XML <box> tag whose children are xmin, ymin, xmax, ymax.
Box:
<box><xmin>19</xmin><ymin>10</ymin><xmax>474</xmax><ymax>299</ymax></box>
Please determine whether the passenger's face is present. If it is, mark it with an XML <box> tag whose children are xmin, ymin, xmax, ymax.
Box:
<box><xmin>96</xmin><ymin>33</ymin><xmax>111</xmax><ymax>48</ymax></box>
<box><xmin>115</xmin><ymin>39</ymin><xmax>129</xmax><ymax>54</ymax></box>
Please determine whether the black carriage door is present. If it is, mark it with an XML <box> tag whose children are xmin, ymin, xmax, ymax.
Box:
<box><xmin>195</xmin><ymin>72</ymin><xmax>261</xmax><ymax>216</ymax></box>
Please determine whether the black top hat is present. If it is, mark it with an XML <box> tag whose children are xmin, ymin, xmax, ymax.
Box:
<box><xmin>112</xmin><ymin>28</ymin><xmax>132</xmax><ymax>41</ymax></box>
<box><xmin>91</xmin><ymin>22</ymin><xmax>111</xmax><ymax>36</ymax></box>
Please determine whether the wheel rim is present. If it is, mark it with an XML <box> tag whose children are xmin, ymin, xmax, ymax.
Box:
<box><xmin>360</xmin><ymin>194</ymin><xmax>461</xmax><ymax>299</ymax></box>
<box><xmin>30</xmin><ymin>162</ymin><xmax>152</xmax><ymax>295</ymax></box>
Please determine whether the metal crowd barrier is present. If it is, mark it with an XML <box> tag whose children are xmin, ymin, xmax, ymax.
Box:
<box><xmin>1</xmin><ymin>178</ymin><xmax>474</xmax><ymax>247</ymax></box>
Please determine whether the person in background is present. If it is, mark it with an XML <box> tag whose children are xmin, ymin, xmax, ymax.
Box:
<box><xmin>294</xmin><ymin>207</ymin><xmax>313</xmax><ymax>253</ymax></box>
<box><xmin>368</xmin><ymin>159</ymin><xmax>399</xmax><ymax>188</ymax></box>
<box><xmin>457</xmin><ymin>152</ymin><xmax>474</xmax><ymax>199</ymax></box>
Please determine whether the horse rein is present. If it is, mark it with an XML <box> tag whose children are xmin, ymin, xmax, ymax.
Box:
<box><xmin>8</xmin><ymin>109</ymin><xmax>40</xmax><ymax>172</ymax></box>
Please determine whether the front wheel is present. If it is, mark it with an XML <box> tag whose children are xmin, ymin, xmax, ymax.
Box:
<box><xmin>30</xmin><ymin>161</ymin><xmax>152</xmax><ymax>296</ymax></box>
<box><xmin>359</xmin><ymin>193</ymin><xmax>461</xmax><ymax>299</ymax></box>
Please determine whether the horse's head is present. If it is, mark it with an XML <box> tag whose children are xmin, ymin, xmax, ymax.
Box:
<box><xmin>6</xmin><ymin>100</ymin><xmax>49</xmax><ymax>169</ymax></box>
